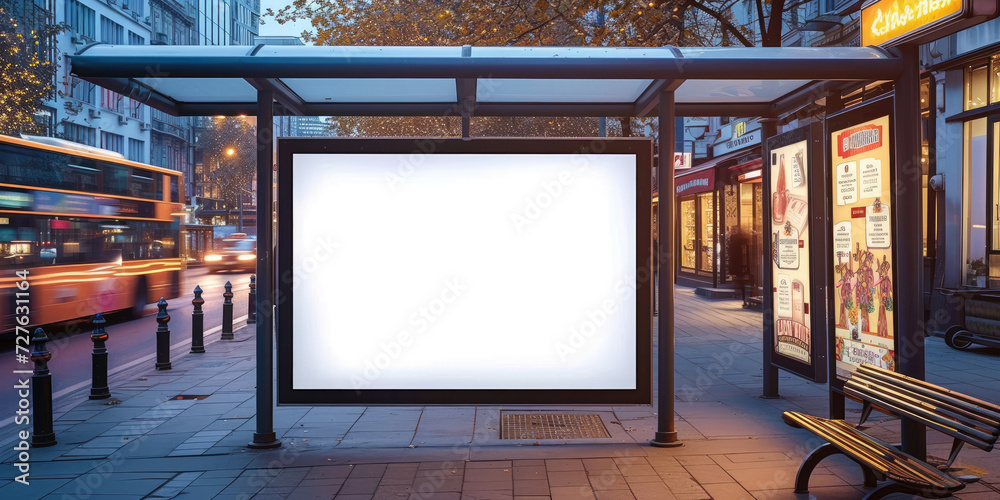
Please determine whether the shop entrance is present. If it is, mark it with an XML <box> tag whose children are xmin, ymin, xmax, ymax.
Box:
<box><xmin>680</xmin><ymin>192</ymin><xmax>715</xmax><ymax>277</ymax></box>
<box><xmin>737</xmin><ymin>181</ymin><xmax>763</xmax><ymax>296</ymax></box>
<box><xmin>989</xmin><ymin>115</ymin><xmax>1000</xmax><ymax>286</ymax></box>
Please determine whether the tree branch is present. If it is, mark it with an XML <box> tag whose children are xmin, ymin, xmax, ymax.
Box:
<box><xmin>755</xmin><ymin>0</ymin><xmax>766</xmax><ymax>41</ymax></box>
<box><xmin>687</xmin><ymin>0</ymin><xmax>754</xmax><ymax>47</ymax></box>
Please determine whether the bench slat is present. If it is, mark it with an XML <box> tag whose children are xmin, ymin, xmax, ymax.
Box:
<box><xmin>848</xmin><ymin>387</ymin><xmax>995</xmax><ymax>451</ymax></box>
<box><xmin>846</xmin><ymin>378</ymin><xmax>999</xmax><ymax>446</ymax></box>
<box><xmin>856</xmin><ymin>365</ymin><xmax>1000</xmax><ymax>419</ymax></box>
<box><xmin>783</xmin><ymin>411</ymin><xmax>964</xmax><ymax>491</ymax></box>
<box><xmin>850</xmin><ymin>370</ymin><xmax>1000</xmax><ymax>430</ymax></box>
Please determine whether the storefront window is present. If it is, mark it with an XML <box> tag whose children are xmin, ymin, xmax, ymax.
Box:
<box><xmin>723</xmin><ymin>185</ymin><xmax>739</xmax><ymax>281</ymax></box>
<box><xmin>699</xmin><ymin>192</ymin><xmax>714</xmax><ymax>273</ymax></box>
<box><xmin>964</xmin><ymin>118</ymin><xmax>988</xmax><ymax>286</ymax></box>
<box><xmin>992</xmin><ymin>121</ymin><xmax>1000</xmax><ymax>286</ymax></box>
<box><xmin>965</xmin><ymin>64</ymin><xmax>989</xmax><ymax>110</ymax></box>
<box><xmin>681</xmin><ymin>198</ymin><xmax>696</xmax><ymax>269</ymax></box>
<box><xmin>992</xmin><ymin>54</ymin><xmax>1000</xmax><ymax>104</ymax></box>
<box><xmin>921</xmin><ymin>78</ymin><xmax>932</xmax><ymax>257</ymax></box>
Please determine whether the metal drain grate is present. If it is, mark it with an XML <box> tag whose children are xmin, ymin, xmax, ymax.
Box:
<box><xmin>500</xmin><ymin>414</ymin><xmax>610</xmax><ymax>440</ymax></box>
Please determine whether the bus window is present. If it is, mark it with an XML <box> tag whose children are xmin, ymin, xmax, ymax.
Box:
<box><xmin>128</xmin><ymin>170</ymin><xmax>157</xmax><ymax>199</ymax></box>
<box><xmin>103</xmin><ymin>163</ymin><xmax>129</xmax><ymax>196</ymax></box>
<box><xmin>66</xmin><ymin>160</ymin><xmax>101</xmax><ymax>192</ymax></box>
<box><xmin>170</xmin><ymin>176</ymin><xmax>179</xmax><ymax>203</ymax></box>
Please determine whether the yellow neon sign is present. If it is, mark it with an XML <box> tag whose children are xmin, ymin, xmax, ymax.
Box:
<box><xmin>862</xmin><ymin>0</ymin><xmax>963</xmax><ymax>46</ymax></box>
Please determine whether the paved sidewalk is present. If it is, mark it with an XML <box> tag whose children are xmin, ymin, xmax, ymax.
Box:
<box><xmin>2</xmin><ymin>287</ymin><xmax>1000</xmax><ymax>499</ymax></box>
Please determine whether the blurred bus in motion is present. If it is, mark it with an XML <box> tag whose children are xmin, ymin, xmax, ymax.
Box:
<box><xmin>0</xmin><ymin>134</ymin><xmax>183</xmax><ymax>333</ymax></box>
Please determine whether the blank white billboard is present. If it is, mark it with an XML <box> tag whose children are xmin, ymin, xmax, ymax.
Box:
<box><xmin>280</xmin><ymin>139</ymin><xmax>650</xmax><ymax>404</ymax></box>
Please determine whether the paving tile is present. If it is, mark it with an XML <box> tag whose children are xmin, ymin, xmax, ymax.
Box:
<box><xmin>582</xmin><ymin>458</ymin><xmax>618</xmax><ymax>471</ymax></box>
<box><xmin>339</xmin><ymin>477</ymin><xmax>382</xmax><ymax>495</ymax></box>
<box><xmin>682</xmin><ymin>464</ymin><xmax>732</xmax><ymax>484</ymax></box>
<box><xmin>513</xmin><ymin>479</ymin><xmax>550</xmax><ymax>496</ymax></box>
<box><xmin>550</xmin><ymin>486</ymin><xmax>596</xmax><ymax>499</ymax></box>
<box><xmin>373</xmin><ymin>484</ymin><xmax>413</xmax><ymax>499</ymax></box>
<box><xmin>546</xmin><ymin>459</ymin><xmax>585</xmax><ymax>471</ymax></box>
<box><xmin>462</xmin><ymin>480</ymin><xmax>513</xmax><ymax>492</ymax></box>
<box><xmin>513</xmin><ymin>465</ymin><xmax>546</xmax><ymax>481</ymax></box>
<box><xmin>701</xmin><ymin>482</ymin><xmax>753</xmax><ymax>500</ymax></box>
<box><xmin>615</xmin><ymin>463</ymin><xmax>656</xmax><ymax>477</ymax></box>
<box><xmin>626</xmin><ymin>481</ymin><xmax>676</xmax><ymax>500</ymax></box>
<box><xmin>461</xmin><ymin>492</ymin><xmax>513</xmax><ymax>500</ymax></box>
<box><xmin>589</xmin><ymin>472</ymin><xmax>629</xmax><ymax>491</ymax></box>
<box><xmin>464</xmin><ymin>468</ymin><xmax>512</xmax><ymax>482</ymax></box>
<box><xmin>350</xmin><ymin>464</ymin><xmax>389</xmax><ymax>478</ymax></box>
<box><xmin>285</xmin><ymin>485</ymin><xmax>339</xmax><ymax>499</ymax></box>
<box><xmin>466</xmin><ymin>461</ymin><xmax>513</xmax><ymax>469</ymax></box>
<box><xmin>513</xmin><ymin>459</ymin><xmax>546</xmax><ymax>467</ymax></box>
<box><xmin>547</xmin><ymin>470</ymin><xmax>590</xmax><ymax>487</ymax></box>
<box><xmin>303</xmin><ymin>466</ymin><xmax>354</xmax><ymax>481</ymax></box>
<box><xmin>595</xmin><ymin>490</ymin><xmax>637</xmax><ymax>500</ymax></box>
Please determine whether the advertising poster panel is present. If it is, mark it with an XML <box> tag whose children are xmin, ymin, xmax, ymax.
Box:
<box><xmin>276</xmin><ymin>138</ymin><xmax>653</xmax><ymax>405</ymax></box>
<box><xmin>827</xmin><ymin>96</ymin><xmax>897</xmax><ymax>385</ymax></box>
<box><xmin>764</xmin><ymin>124</ymin><xmax>826</xmax><ymax>383</ymax></box>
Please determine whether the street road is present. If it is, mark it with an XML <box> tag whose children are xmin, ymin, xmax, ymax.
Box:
<box><xmin>1</xmin><ymin>268</ymin><xmax>254</xmax><ymax>425</ymax></box>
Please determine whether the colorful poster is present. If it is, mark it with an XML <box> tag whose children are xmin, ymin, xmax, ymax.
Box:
<box><xmin>770</xmin><ymin>139</ymin><xmax>811</xmax><ymax>364</ymax></box>
<box><xmin>830</xmin><ymin>115</ymin><xmax>895</xmax><ymax>380</ymax></box>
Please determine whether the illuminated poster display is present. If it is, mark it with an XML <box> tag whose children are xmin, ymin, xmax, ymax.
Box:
<box><xmin>771</xmin><ymin>140</ymin><xmax>810</xmax><ymax>362</ymax></box>
<box><xmin>764</xmin><ymin>124</ymin><xmax>825</xmax><ymax>383</ymax></box>
<box><xmin>828</xmin><ymin>97</ymin><xmax>897</xmax><ymax>383</ymax></box>
<box><xmin>277</xmin><ymin>138</ymin><xmax>652</xmax><ymax>405</ymax></box>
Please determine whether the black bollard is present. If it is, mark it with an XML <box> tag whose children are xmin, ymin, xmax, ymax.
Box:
<box><xmin>155</xmin><ymin>298</ymin><xmax>172</xmax><ymax>370</ymax></box>
<box><xmin>31</xmin><ymin>328</ymin><xmax>56</xmax><ymax>447</ymax></box>
<box><xmin>222</xmin><ymin>281</ymin><xmax>234</xmax><ymax>340</ymax></box>
<box><xmin>191</xmin><ymin>285</ymin><xmax>205</xmax><ymax>353</ymax></box>
<box><xmin>247</xmin><ymin>274</ymin><xmax>257</xmax><ymax>325</ymax></box>
<box><xmin>89</xmin><ymin>313</ymin><xmax>110</xmax><ymax>400</ymax></box>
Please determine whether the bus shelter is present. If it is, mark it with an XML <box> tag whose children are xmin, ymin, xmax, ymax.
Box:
<box><xmin>69</xmin><ymin>44</ymin><xmax>922</xmax><ymax>452</ymax></box>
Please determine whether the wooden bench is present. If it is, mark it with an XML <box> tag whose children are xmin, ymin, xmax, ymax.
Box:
<box><xmin>940</xmin><ymin>290</ymin><xmax>1000</xmax><ymax>350</ymax></box>
<box><xmin>783</xmin><ymin>364</ymin><xmax>1000</xmax><ymax>499</ymax></box>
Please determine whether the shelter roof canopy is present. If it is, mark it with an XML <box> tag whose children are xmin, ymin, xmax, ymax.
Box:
<box><xmin>69</xmin><ymin>44</ymin><xmax>901</xmax><ymax>118</ymax></box>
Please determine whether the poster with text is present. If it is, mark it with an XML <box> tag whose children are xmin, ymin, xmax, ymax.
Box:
<box><xmin>770</xmin><ymin>139</ymin><xmax>811</xmax><ymax>364</ymax></box>
<box><xmin>830</xmin><ymin>113</ymin><xmax>895</xmax><ymax>381</ymax></box>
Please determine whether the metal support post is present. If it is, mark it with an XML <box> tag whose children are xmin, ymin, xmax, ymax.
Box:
<box><xmin>760</xmin><ymin>119</ymin><xmax>780</xmax><ymax>399</ymax></box>
<box><xmin>155</xmin><ymin>298</ymin><xmax>172</xmax><ymax>370</ymax></box>
<box><xmin>222</xmin><ymin>281</ymin><xmax>234</xmax><ymax>340</ymax></box>
<box><xmin>247</xmin><ymin>275</ymin><xmax>257</xmax><ymax>324</ymax></box>
<box><xmin>894</xmin><ymin>43</ymin><xmax>925</xmax><ymax>460</ymax></box>
<box><xmin>89</xmin><ymin>313</ymin><xmax>110</xmax><ymax>399</ymax></box>
<box><xmin>31</xmin><ymin>328</ymin><xmax>56</xmax><ymax>446</ymax></box>
<box><xmin>651</xmin><ymin>89</ymin><xmax>681</xmax><ymax>448</ymax></box>
<box><xmin>191</xmin><ymin>285</ymin><xmax>206</xmax><ymax>353</ymax></box>
<box><xmin>249</xmin><ymin>87</ymin><xmax>281</xmax><ymax>449</ymax></box>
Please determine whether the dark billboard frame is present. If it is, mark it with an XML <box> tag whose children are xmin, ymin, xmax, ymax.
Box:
<box><xmin>276</xmin><ymin>137</ymin><xmax>653</xmax><ymax>405</ymax></box>
<box><xmin>763</xmin><ymin>123</ymin><xmax>828</xmax><ymax>383</ymax></box>
<box><xmin>825</xmin><ymin>94</ymin><xmax>900</xmax><ymax>394</ymax></box>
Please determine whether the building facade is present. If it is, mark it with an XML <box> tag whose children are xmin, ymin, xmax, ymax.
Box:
<box><xmin>53</xmin><ymin>0</ymin><xmax>152</xmax><ymax>161</ymax></box>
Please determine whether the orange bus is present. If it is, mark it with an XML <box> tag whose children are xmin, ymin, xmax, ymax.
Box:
<box><xmin>0</xmin><ymin>134</ymin><xmax>183</xmax><ymax>333</ymax></box>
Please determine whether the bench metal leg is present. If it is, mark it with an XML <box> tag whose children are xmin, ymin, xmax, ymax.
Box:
<box><xmin>862</xmin><ymin>466</ymin><xmax>879</xmax><ymax>487</ymax></box>
<box><xmin>794</xmin><ymin>443</ymin><xmax>841</xmax><ymax>493</ymax></box>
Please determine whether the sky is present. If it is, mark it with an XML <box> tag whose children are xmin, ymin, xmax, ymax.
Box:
<box><xmin>258</xmin><ymin>0</ymin><xmax>315</xmax><ymax>44</ymax></box>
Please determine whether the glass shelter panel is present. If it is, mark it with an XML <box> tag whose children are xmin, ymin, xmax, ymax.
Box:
<box><xmin>965</xmin><ymin>118</ymin><xmax>987</xmax><ymax>286</ymax></box>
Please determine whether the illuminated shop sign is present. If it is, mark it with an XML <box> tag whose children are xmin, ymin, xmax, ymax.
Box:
<box><xmin>861</xmin><ymin>0</ymin><xmax>998</xmax><ymax>47</ymax></box>
<box><xmin>675</xmin><ymin>169</ymin><xmax>715</xmax><ymax>196</ymax></box>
